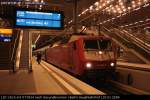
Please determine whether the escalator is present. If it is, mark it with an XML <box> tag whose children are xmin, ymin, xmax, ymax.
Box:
<box><xmin>19</xmin><ymin>30</ymin><xmax>30</xmax><ymax>69</ymax></box>
<box><xmin>113</xmin><ymin>28</ymin><xmax>150</xmax><ymax>61</ymax></box>
<box><xmin>101</xmin><ymin>27</ymin><xmax>150</xmax><ymax>64</ymax></box>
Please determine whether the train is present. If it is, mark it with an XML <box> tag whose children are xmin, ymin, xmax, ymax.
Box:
<box><xmin>34</xmin><ymin>35</ymin><xmax>118</xmax><ymax>79</ymax></box>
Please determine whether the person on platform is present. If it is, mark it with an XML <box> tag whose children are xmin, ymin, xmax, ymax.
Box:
<box><xmin>36</xmin><ymin>52</ymin><xmax>42</xmax><ymax>64</ymax></box>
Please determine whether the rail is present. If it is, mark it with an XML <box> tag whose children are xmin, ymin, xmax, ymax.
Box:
<box><xmin>109</xmin><ymin>80</ymin><xmax>150</xmax><ymax>95</ymax></box>
<box><xmin>117</xmin><ymin>61</ymin><xmax>150</xmax><ymax>72</ymax></box>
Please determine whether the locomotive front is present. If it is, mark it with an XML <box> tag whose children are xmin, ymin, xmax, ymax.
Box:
<box><xmin>82</xmin><ymin>37</ymin><xmax>117</xmax><ymax>78</ymax></box>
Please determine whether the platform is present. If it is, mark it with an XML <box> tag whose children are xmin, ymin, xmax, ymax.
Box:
<box><xmin>0</xmin><ymin>58</ymin><xmax>104</xmax><ymax>95</ymax></box>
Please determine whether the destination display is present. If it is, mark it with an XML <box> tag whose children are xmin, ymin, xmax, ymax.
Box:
<box><xmin>15</xmin><ymin>10</ymin><xmax>63</xmax><ymax>29</ymax></box>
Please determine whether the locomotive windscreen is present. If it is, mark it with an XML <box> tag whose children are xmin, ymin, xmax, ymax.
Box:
<box><xmin>84</xmin><ymin>40</ymin><xmax>99</xmax><ymax>49</ymax></box>
<box><xmin>98</xmin><ymin>40</ymin><xmax>111</xmax><ymax>50</ymax></box>
<box><xmin>84</xmin><ymin>39</ymin><xmax>111</xmax><ymax>50</ymax></box>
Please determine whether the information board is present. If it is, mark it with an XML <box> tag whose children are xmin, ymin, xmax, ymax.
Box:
<box><xmin>15</xmin><ymin>9</ymin><xmax>63</xmax><ymax>29</ymax></box>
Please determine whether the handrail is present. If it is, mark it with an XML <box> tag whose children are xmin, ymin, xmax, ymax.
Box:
<box><xmin>117</xmin><ymin>61</ymin><xmax>150</xmax><ymax>72</ymax></box>
<box><xmin>10</xmin><ymin>31</ymin><xmax>20</xmax><ymax>62</ymax></box>
<box><xmin>15</xmin><ymin>30</ymin><xmax>23</xmax><ymax>70</ymax></box>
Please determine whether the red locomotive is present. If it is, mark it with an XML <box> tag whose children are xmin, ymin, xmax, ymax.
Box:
<box><xmin>43</xmin><ymin>35</ymin><xmax>117</xmax><ymax>79</ymax></box>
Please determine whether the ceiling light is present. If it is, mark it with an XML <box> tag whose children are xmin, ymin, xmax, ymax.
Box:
<box><xmin>94</xmin><ymin>2</ymin><xmax>99</xmax><ymax>6</ymax></box>
<box><xmin>134</xmin><ymin>7</ymin><xmax>140</xmax><ymax>11</ymax></box>
<box><xmin>129</xmin><ymin>23</ymin><xmax>133</xmax><ymax>26</ymax></box>
<box><xmin>146</xmin><ymin>19</ymin><xmax>150</xmax><ymax>21</ymax></box>
<box><xmin>123</xmin><ymin>9</ymin><xmax>126</xmax><ymax>12</ymax></box>
<box><xmin>139</xmin><ymin>20</ymin><xmax>144</xmax><ymax>23</ymax></box>
<box><xmin>122</xmin><ymin>13</ymin><xmax>127</xmax><ymax>16</ymax></box>
<box><xmin>113</xmin><ymin>10</ymin><xmax>117</xmax><ymax>13</ymax></box>
<box><xmin>102</xmin><ymin>3</ymin><xmax>106</xmax><ymax>7</ymax></box>
<box><xmin>34</xmin><ymin>0</ymin><xmax>39</xmax><ymax>2</ymax></box>
<box><xmin>89</xmin><ymin>5</ymin><xmax>93</xmax><ymax>10</ymax></box>
<box><xmin>144</xmin><ymin>0</ymin><xmax>148</xmax><ymax>2</ymax></box>
<box><xmin>132</xmin><ymin>4</ymin><xmax>136</xmax><ymax>8</ymax></box>
<box><xmin>121</xmin><ymin>6</ymin><xmax>125</xmax><ymax>9</ymax></box>
<box><xmin>106</xmin><ymin>1</ymin><xmax>110</xmax><ymax>4</ymax></box>
<box><xmin>143</xmin><ymin>3</ymin><xmax>149</xmax><ymax>7</ymax></box>
<box><xmin>138</xmin><ymin>1</ymin><xmax>142</xmax><ymax>5</ymax></box>
<box><xmin>41</xmin><ymin>0</ymin><xmax>44</xmax><ymax>3</ymax></box>
<box><xmin>96</xmin><ymin>7</ymin><xmax>99</xmax><ymax>10</ymax></box>
<box><xmin>117</xmin><ymin>15</ymin><xmax>121</xmax><ymax>18</ymax></box>
<box><xmin>131</xmin><ymin>1</ymin><xmax>135</xmax><ymax>4</ymax></box>
<box><xmin>112</xmin><ymin>17</ymin><xmax>115</xmax><ymax>20</ymax></box>
<box><xmin>128</xmin><ymin>7</ymin><xmax>131</xmax><ymax>10</ymax></box>
<box><xmin>109</xmin><ymin>5</ymin><xmax>113</xmax><ymax>8</ymax></box>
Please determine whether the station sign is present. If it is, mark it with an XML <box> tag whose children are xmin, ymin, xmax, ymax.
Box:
<box><xmin>15</xmin><ymin>9</ymin><xmax>64</xmax><ymax>29</ymax></box>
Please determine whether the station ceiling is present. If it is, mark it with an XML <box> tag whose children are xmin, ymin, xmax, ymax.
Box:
<box><xmin>0</xmin><ymin>0</ymin><xmax>149</xmax><ymax>49</ymax></box>
<box><xmin>31</xmin><ymin>0</ymin><xmax>150</xmax><ymax>49</ymax></box>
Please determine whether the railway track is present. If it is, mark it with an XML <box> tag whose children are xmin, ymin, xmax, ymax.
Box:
<box><xmin>42</xmin><ymin>62</ymin><xmax>134</xmax><ymax>94</ymax></box>
<box><xmin>41</xmin><ymin>60</ymin><xmax>150</xmax><ymax>95</ymax></box>
<box><xmin>98</xmin><ymin>83</ymin><xmax>132</xmax><ymax>95</ymax></box>
<box><xmin>82</xmin><ymin>79</ymin><xmax>132</xmax><ymax>95</ymax></box>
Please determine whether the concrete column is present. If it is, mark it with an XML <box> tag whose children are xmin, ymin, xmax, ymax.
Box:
<box><xmin>29</xmin><ymin>31</ymin><xmax>32</xmax><ymax>72</ymax></box>
<box><xmin>98</xmin><ymin>25</ymin><xmax>101</xmax><ymax>35</ymax></box>
<box><xmin>73</xmin><ymin>0</ymin><xmax>78</xmax><ymax>34</ymax></box>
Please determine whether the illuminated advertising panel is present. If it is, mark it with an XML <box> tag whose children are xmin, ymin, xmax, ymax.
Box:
<box><xmin>0</xmin><ymin>28</ymin><xmax>12</xmax><ymax>42</ymax></box>
<box><xmin>15</xmin><ymin>9</ymin><xmax>63</xmax><ymax>29</ymax></box>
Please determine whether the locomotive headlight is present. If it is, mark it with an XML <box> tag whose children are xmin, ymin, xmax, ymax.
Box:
<box><xmin>86</xmin><ymin>62</ymin><xmax>92</xmax><ymax>69</ymax></box>
<box><xmin>98</xmin><ymin>51</ymin><xmax>103</xmax><ymax>55</ymax></box>
<box><xmin>110</xmin><ymin>62</ymin><xmax>115</xmax><ymax>67</ymax></box>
